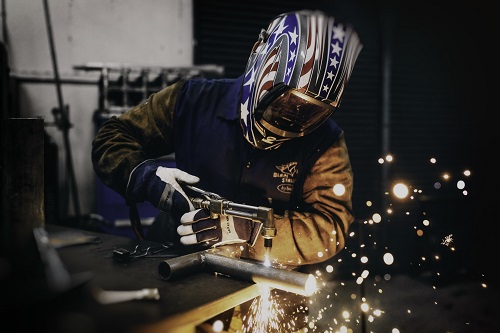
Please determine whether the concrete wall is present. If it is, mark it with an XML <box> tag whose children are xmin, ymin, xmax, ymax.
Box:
<box><xmin>1</xmin><ymin>0</ymin><xmax>193</xmax><ymax>216</ymax></box>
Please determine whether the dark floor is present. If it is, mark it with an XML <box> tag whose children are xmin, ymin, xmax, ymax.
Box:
<box><xmin>304</xmin><ymin>273</ymin><xmax>500</xmax><ymax>333</ymax></box>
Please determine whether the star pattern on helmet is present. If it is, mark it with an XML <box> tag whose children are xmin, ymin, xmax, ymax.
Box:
<box><xmin>319</xmin><ymin>21</ymin><xmax>346</xmax><ymax>99</ymax></box>
<box><xmin>331</xmin><ymin>42</ymin><xmax>342</xmax><ymax>55</ymax></box>
<box><xmin>332</xmin><ymin>23</ymin><xmax>346</xmax><ymax>42</ymax></box>
<box><xmin>288</xmin><ymin>27</ymin><xmax>298</xmax><ymax>44</ymax></box>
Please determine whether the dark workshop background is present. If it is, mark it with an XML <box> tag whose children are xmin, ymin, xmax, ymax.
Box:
<box><xmin>1</xmin><ymin>0</ymin><xmax>498</xmax><ymax>284</ymax></box>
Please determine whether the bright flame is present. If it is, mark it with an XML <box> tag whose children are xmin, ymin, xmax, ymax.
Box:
<box><xmin>263</xmin><ymin>255</ymin><xmax>271</xmax><ymax>267</ymax></box>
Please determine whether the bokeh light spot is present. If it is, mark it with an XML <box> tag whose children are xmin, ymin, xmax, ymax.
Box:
<box><xmin>383</xmin><ymin>253</ymin><xmax>394</xmax><ymax>265</ymax></box>
<box><xmin>333</xmin><ymin>183</ymin><xmax>346</xmax><ymax>196</ymax></box>
<box><xmin>393</xmin><ymin>183</ymin><xmax>409</xmax><ymax>199</ymax></box>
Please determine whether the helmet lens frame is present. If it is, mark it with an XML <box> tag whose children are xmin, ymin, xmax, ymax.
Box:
<box><xmin>255</xmin><ymin>84</ymin><xmax>336</xmax><ymax>138</ymax></box>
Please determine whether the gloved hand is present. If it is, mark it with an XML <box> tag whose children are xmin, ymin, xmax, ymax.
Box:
<box><xmin>177</xmin><ymin>209</ymin><xmax>263</xmax><ymax>247</ymax></box>
<box><xmin>126</xmin><ymin>160</ymin><xmax>199</xmax><ymax>213</ymax></box>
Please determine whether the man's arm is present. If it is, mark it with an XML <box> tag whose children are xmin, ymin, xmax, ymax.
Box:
<box><xmin>91</xmin><ymin>81</ymin><xmax>185</xmax><ymax>197</ymax></box>
<box><xmin>249</xmin><ymin>133</ymin><xmax>354</xmax><ymax>266</ymax></box>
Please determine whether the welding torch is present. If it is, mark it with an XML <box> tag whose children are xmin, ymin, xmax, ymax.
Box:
<box><xmin>186</xmin><ymin>185</ymin><xmax>277</xmax><ymax>257</ymax></box>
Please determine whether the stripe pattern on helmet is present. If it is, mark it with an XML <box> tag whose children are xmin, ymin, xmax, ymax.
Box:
<box><xmin>240</xmin><ymin>10</ymin><xmax>362</xmax><ymax>148</ymax></box>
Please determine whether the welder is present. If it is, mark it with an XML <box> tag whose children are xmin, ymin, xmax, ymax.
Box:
<box><xmin>92</xmin><ymin>11</ymin><xmax>361</xmax><ymax>330</ymax></box>
<box><xmin>92</xmin><ymin>9</ymin><xmax>361</xmax><ymax>269</ymax></box>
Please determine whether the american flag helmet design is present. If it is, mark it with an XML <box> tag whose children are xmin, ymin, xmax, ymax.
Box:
<box><xmin>240</xmin><ymin>10</ymin><xmax>362</xmax><ymax>149</ymax></box>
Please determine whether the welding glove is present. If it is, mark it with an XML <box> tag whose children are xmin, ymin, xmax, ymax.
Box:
<box><xmin>126</xmin><ymin>160</ymin><xmax>199</xmax><ymax>214</ymax></box>
<box><xmin>177</xmin><ymin>209</ymin><xmax>263</xmax><ymax>247</ymax></box>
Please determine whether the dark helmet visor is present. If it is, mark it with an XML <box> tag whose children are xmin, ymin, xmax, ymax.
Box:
<box><xmin>256</xmin><ymin>85</ymin><xmax>336</xmax><ymax>138</ymax></box>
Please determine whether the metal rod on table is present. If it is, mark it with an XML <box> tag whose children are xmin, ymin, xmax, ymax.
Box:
<box><xmin>158</xmin><ymin>251</ymin><xmax>317</xmax><ymax>297</ymax></box>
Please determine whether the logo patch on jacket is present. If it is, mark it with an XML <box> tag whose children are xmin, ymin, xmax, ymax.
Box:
<box><xmin>273</xmin><ymin>162</ymin><xmax>298</xmax><ymax>194</ymax></box>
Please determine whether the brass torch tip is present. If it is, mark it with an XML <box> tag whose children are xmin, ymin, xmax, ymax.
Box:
<box><xmin>264</xmin><ymin>238</ymin><xmax>272</xmax><ymax>248</ymax></box>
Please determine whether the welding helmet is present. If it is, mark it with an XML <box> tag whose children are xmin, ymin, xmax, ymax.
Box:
<box><xmin>240</xmin><ymin>10</ymin><xmax>363</xmax><ymax>149</ymax></box>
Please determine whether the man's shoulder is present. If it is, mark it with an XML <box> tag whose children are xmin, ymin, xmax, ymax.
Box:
<box><xmin>186</xmin><ymin>76</ymin><xmax>242</xmax><ymax>88</ymax></box>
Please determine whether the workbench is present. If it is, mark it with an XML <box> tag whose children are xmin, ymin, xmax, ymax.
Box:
<box><xmin>1</xmin><ymin>225</ymin><xmax>263</xmax><ymax>333</ymax></box>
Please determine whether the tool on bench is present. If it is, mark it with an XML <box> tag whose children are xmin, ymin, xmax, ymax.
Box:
<box><xmin>113</xmin><ymin>242</ymin><xmax>174</xmax><ymax>263</ymax></box>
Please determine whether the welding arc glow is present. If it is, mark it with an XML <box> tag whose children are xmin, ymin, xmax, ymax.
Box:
<box><xmin>254</xmin><ymin>273</ymin><xmax>317</xmax><ymax>297</ymax></box>
<box><xmin>305</xmin><ymin>274</ymin><xmax>318</xmax><ymax>296</ymax></box>
<box><xmin>263</xmin><ymin>255</ymin><xmax>271</xmax><ymax>267</ymax></box>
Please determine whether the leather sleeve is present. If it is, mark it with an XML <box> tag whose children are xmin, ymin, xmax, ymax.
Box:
<box><xmin>249</xmin><ymin>133</ymin><xmax>355</xmax><ymax>267</ymax></box>
<box><xmin>91</xmin><ymin>81</ymin><xmax>185</xmax><ymax>197</ymax></box>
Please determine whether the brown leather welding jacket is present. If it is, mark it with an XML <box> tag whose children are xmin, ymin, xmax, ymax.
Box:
<box><xmin>92</xmin><ymin>76</ymin><xmax>355</xmax><ymax>268</ymax></box>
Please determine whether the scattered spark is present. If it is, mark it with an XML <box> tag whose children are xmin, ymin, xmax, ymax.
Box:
<box><xmin>481</xmin><ymin>283</ymin><xmax>487</xmax><ymax>288</ymax></box>
<box><xmin>212</xmin><ymin>320</ymin><xmax>224</xmax><ymax>332</ymax></box>
<box><xmin>423</xmin><ymin>219</ymin><xmax>430</xmax><ymax>226</ymax></box>
<box><xmin>383</xmin><ymin>253</ymin><xmax>394</xmax><ymax>265</ymax></box>
<box><xmin>441</xmin><ymin>234</ymin><xmax>453</xmax><ymax>246</ymax></box>
<box><xmin>385</xmin><ymin>154</ymin><xmax>393</xmax><ymax>162</ymax></box>
<box><xmin>366</xmin><ymin>200</ymin><xmax>373</xmax><ymax>207</ymax></box>
<box><xmin>342</xmin><ymin>310</ymin><xmax>350</xmax><ymax>319</ymax></box>
<box><xmin>378</xmin><ymin>158</ymin><xmax>384</xmax><ymax>164</ymax></box>
<box><xmin>372</xmin><ymin>213</ymin><xmax>382</xmax><ymax>223</ymax></box>
<box><xmin>416</xmin><ymin>229</ymin><xmax>424</xmax><ymax>236</ymax></box>
<box><xmin>317</xmin><ymin>251</ymin><xmax>324</xmax><ymax>258</ymax></box>
<box><xmin>457</xmin><ymin>180</ymin><xmax>465</xmax><ymax>189</ymax></box>
<box><xmin>326</xmin><ymin>265</ymin><xmax>334</xmax><ymax>273</ymax></box>
<box><xmin>333</xmin><ymin>183</ymin><xmax>346</xmax><ymax>196</ymax></box>
<box><xmin>361</xmin><ymin>303</ymin><xmax>369</xmax><ymax>312</ymax></box>
<box><xmin>463</xmin><ymin>169</ymin><xmax>471</xmax><ymax>176</ymax></box>
<box><xmin>442</xmin><ymin>173</ymin><xmax>450</xmax><ymax>180</ymax></box>
<box><xmin>430</xmin><ymin>158</ymin><xmax>437</xmax><ymax>163</ymax></box>
<box><xmin>434</xmin><ymin>182</ymin><xmax>441</xmax><ymax>189</ymax></box>
<box><xmin>242</xmin><ymin>287</ymin><xmax>302</xmax><ymax>333</ymax></box>
<box><xmin>360</xmin><ymin>256</ymin><xmax>368</xmax><ymax>264</ymax></box>
<box><xmin>393</xmin><ymin>183</ymin><xmax>409</xmax><ymax>199</ymax></box>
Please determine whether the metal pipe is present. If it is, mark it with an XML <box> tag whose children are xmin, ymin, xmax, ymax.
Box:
<box><xmin>159</xmin><ymin>252</ymin><xmax>205</xmax><ymax>281</ymax></box>
<box><xmin>42</xmin><ymin>0</ymin><xmax>81</xmax><ymax>221</ymax></box>
<box><xmin>158</xmin><ymin>252</ymin><xmax>317</xmax><ymax>297</ymax></box>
